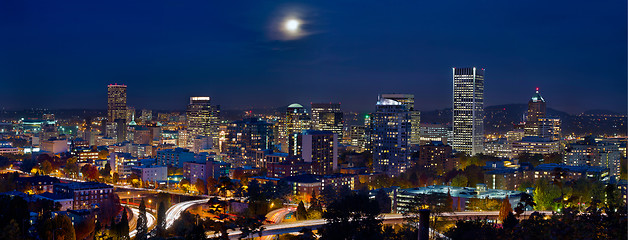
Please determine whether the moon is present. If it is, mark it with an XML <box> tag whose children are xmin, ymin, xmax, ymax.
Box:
<box><xmin>284</xmin><ymin>19</ymin><xmax>301</xmax><ymax>33</ymax></box>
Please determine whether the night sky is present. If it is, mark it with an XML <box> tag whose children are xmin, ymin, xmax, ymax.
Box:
<box><xmin>1</xmin><ymin>0</ymin><xmax>626</xmax><ymax>114</ymax></box>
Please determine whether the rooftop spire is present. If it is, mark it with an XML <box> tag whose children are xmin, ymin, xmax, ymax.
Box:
<box><xmin>531</xmin><ymin>88</ymin><xmax>545</xmax><ymax>103</ymax></box>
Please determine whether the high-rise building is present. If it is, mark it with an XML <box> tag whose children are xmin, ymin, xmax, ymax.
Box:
<box><xmin>140</xmin><ymin>109</ymin><xmax>153</xmax><ymax>122</ymax></box>
<box><xmin>107</xmin><ymin>84</ymin><xmax>127</xmax><ymax>123</ymax></box>
<box><xmin>379</xmin><ymin>94</ymin><xmax>421</xmax><ymax>146</ymax></box>
<box><xmin>299</xmin><ymin>130</ymin><xmax>338</xmax><ymax>175</ymax></box>
<box><xmin>311</xmin><ymin>103</ymin><xmax>344</xmax><ymax>139</ymax></box>
<box><xmin>186</xmin><ymin>97</ymin><xmax>220</xmax><ymax>148</ymax></box>
<box><xmin>282</xmin><ymin>103</ymin><xmax>311</xmax><ymax>155</ymax></box>
<box><xmin>348</xmin><ymin>125</ymin><xmax>367</xmax><ymax>152</ymax></box>
<box><xmin>538</xmin><ymin>117</ymin><xmax>561</xmax><ymax>141</ymax></box>
<box><xmin>224</xmin><ymin>118</ymin><xmax>274</xmax><ymax>162</ymax></box>
<box><xmin>371</xmin><ymin>95</ymin><xmax>412</xmax><ymax>177</ymax></box>
<box><xmin>452</xmin><ymin>67</ymin><xmax>484</xmax><ymax>155</ymax></box>
<box><xmin>525</xmin><ymin>88</ymin><xmax>546</xmax><ymax>136</ymax></box>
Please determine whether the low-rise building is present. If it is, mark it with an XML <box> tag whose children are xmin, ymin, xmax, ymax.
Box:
<box><xmin>54</xmin><ymin>182</ymin><xmax>114</xmax><ymax>210</ymax></box>
<box><xmin>156</xmin><ymin>148</ymin><xmax>196</xmax><ymax>168</ymax></box>
<box><xmin>132</xmin><ymin>165</ymin><xmax>167</xmax><ymax>182</ymax></box>
<box><xmin>35</xmin><ymin>192</ymin><xmax>74</xmax><ymax>211</ymax></box>
<box><xmin>41</xmin><ymin>138</ymin><xmax>68</xmax><ymax>154</ymax></box>
<box><xmin>267</xmin><ymin>159</ymin><xmax>312</xmax><ymax>178</ymax></box>
<box><xmin>512</xmin><ymin>136</ymin><xmax>560</xmax><ymax>156</ymax></box>
<box><xmin>16</xmin><ymin>175</ymin><xmax>60</xmax><ymax>194</ymax></box>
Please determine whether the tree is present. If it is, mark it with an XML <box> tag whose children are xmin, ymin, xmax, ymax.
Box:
<box><xmin>451</xmin><ymin>174</ymin><xmax>468</xmax><ymax>187</ymax></box>
<box><xmin>64</xmin><ymin>157</ymin><xmax>79</xmax><ymax>178</ymax></box>
<box><xmin>180</xmin><ymin>178</ymin><xmax>191</xmax><ymax>192</ymax></box>
<box><xmin>136</xmin><ymin>199</ymin><xmax>148</xmax><ymax>240</ymax></box>
<box><xmin>319</xmin><ymin>191</ymin><xmax>382</xmax><ymax>240</ymax></box>
<box><xmin>296</xmin><ymin>201</ymin><xmax>307</xmax><ymax>220</ymax></box>
<box><xmin>81</xmin><ymin>164</ymin><xmax>100</xmax><ymax>181</ymax></box>
<box><xmin>498</xmin><ymin>197</ymin><xmax>513</xmax><ymax>223</ymax></box>
<box><xmin>1</xmin><ymin>219</ymin><xmax>21</xmax><ymax>240</ymax></box>
<box><xmin>38</xmin><ymin>214</ymin><xmax>76</xmax><ymax>240</ymax></box>
<box><xmin>100</xmin><ymin>163</ymin><xmax>112</xmax><ymax>179</ymax></box>
<box><xmin>98</xmin><ymin>150</ymin><xmax>109</xmax><ymax>160</ymax></box>
<box><xmin>375</xmin><ymin>189</ymin><xmax>391</xmax><ymax>213</ymax></box>
<box><xmin>157</xmin><ymin>201</ymin><xmax>167</xmax><ymax>237</ymax></box>
<box><xmin>118</xmin><ymin>208</ymin><xmax>130</xmax><ymax>240</ymax></box>
<box><xmin>207</xmin><ymin>177</ymin><xmax>219</xmax><ymax>195</ymax></box>
<box><xmin>195</xmin><ymin>179</ymin><xmax>207</xmax><ymax>195</ymax></box>
<box><xmin>112</xmin><ymin>172</ymin><xmax>119</xmax><ymax>184</ymax></box>
<box><xmin>533</xmin><ymin>178</ymin><xmax>561</xmax><ymax>211</ymax></box>
<box><xmin>41</xmin><ymin>160</ymin><xmax>53</xmax><ymax>175</ymax></box>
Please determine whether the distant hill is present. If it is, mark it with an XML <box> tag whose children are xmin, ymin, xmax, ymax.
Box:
<box><xmin>421</xmin><ymin>104</ymin><xmax>626</xmax><ymax>135</ymax></box>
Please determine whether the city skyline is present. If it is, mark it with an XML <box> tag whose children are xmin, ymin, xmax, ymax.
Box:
<box><xmin>0</xmin><ymin>0</ymin><xmax>626</xmax><ymax>114</ymax></box>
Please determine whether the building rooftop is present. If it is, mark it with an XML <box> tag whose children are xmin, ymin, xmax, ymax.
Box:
<box><xmin>534</xmin><ymin>163</ymin><xmax>608</xmax><ymax>173</ymax></box>
<box><xmin>54</xmin><ymin>181</ymin><xmax>112</xmax><ymax>190</ymax></box>
<box><xmin>288</xmin><ymin>103</ymin><xmax>304</xmax><ymax>108</ymax></box>
<box><xmin>37</xmin><ymin>192</ymin><xmax>72</xmax><ymax>200</ymax></box>
<box><xmin>530</xmin><ymin>88</ymin><xmax>545</xmax><ymax>103</ymax></box>
<box><xmin>17</xmin><ymin>175</ymin><xmax>60</xmax><ymax>184</ymax></box>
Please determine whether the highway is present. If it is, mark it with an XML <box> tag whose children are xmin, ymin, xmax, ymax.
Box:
<box><xmin>265</xmin><ymin>207</ymin><xmax>295</xmax><ymax>224</ymax></box>
<box><xmin>215</xmin><ymin>210</ymin><xmax>554</xmax><ymax>239</ymax></box>
<box><xmin>165</xmin><ymin>199</ymin><xmax>210</xmax><ymax>228</ymax></box>
<box><xmin>260</xmin><ymin>207</ymin><xmax>296</xmax><ymax>240</ymax></box>
<box><xmin>128</xmin><ymin>206</ymin><xmax>157</xmax><ymax>238</ymax></box>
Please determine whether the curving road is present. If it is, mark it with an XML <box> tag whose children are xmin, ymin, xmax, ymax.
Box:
<box><xmin>129</xmin><ymin>207</ymin><xmax>157</xmax><ymax>238</ymax></box>
<box><xmin>217</xmin><ymin>210</ymin><xmax>554</xmax><ymax>239</ymax></box>
<box><xmin>165</xmin><ymin>199</ymin><xmax>209</xmax><ymax>228</ymax></box>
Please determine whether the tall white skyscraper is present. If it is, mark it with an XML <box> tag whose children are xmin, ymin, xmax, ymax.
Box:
<box><xmin>452</xmin><ymin>67</ymin><xmax>484</xmax><ymax>155</ymax></box>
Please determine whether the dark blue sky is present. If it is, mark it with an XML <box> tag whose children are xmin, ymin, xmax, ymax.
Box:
<box><xmin>1</xmin><ymin>0</ymin><xmax>626</xmax><ymax>114</ymax></box>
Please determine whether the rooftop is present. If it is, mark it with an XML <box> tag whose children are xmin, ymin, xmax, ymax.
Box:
<box><xmin>54</xmin><ymin>181</ymin><xmax>112</xmax><ymax>190</ymax></box>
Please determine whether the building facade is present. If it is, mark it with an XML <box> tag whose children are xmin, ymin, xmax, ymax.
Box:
<box><xmin>107</xmin><ymin>84</ymin><xmax>127</xmax><ymax>123</ymax></box>
<box><xmin>371</xmin><ymin>95</ymin><xmax>411</xmax><ymax>177</ymax></box>
<box><xmin>452</xmin><ymin>67</ymin><xmax>484</xmax><ymax>155</ymax></box>
<box><xmin>311</xmin><ymin>103</ymin><xmax>344</xmax><ymax>139</ymax></box>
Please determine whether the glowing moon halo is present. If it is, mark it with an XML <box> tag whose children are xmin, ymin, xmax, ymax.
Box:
<box><xmin>284</xmin><ymin>19</ymin><xmax>301</xmax><ymax>33</ymax></box>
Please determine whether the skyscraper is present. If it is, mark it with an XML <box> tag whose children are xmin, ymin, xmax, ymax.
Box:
<box><xmin>282</xmin><ymin>103</ymin><xmax>311</xmax><ymax>155</ymax></box>
<box><xmin>371</xmin><ymin>95</ymin><xmax>411</xmax><ymax>177</ymax></box>
<box><xmin>311</xmin><ymin>103</ymin><xmax>344</xmax><ymax>139</ymax></box>
<box><xmin>107</xmin><ymin>84</ymin><xmax>127</xmax><ymax>123</ymax></box>
<box><xmin>525</xmin><ymin>88</ymin><xmax>547</xmax><ymax>136</ymax></box>
<box><xmin>379</xmin><ymin>94</ymin><xmax>421</xmax><ymax>146</ymax></box>
<box><xmin>186</xmin><ymin>97</ymin><xmax>220</xmax><ymax>148</ymax></box>
<box><xmin>452</xmin><ymin>67</ymin><xmax>484</xmax><ymax>155</ymax></box>
<box><xmin>299</xmin><ymin>130</ymin><xmax>338</xmax><ymax>175</ymax></box>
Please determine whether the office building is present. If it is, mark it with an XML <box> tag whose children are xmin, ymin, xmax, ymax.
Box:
<box><xmin>299</xmin><ymin>130</ymin><xmax>338</xmax><ymax>175</ymax></box>
<box><xmin>156</xmin><ymin>148</ymin><xmax>196</xmax><ymax>168</ymax></box>
<box><xmin>107</xmin><ymin>84</ymin><xmax>127</xmax><ymax>123</ymax></box>
<box><xmin>512</xmin><ymin>136</ymin><xmax>560</xmax><ymax>156</ymax></box>
<box><xmin>371</xmin><ymin>95</ymin><xmax>412</xmax><ymax>177</ymax></box>
<box><xmin>224</xmin><ymin>118</ymin><xmax>274</xmax><ymax>160</ymax></box>
<box><xmin>452</xmin><ymin>67</ymin><xmax>484</xmax><ymax>155</ymax></box>
<box><xmin>311</xmin><ymin>103</ymin><xmax>344</xmax><ymax>139</ymax></box>
<box><xmin>525</xmin><ymin>88</ymin><xmax>546</xmax><ymax>136</ymax></box>
<box><xmin>417</xmin><ymin>141</ymin><xmax>457</xmax><ymax>175</ymax></box>
<box><xmin>282</xmin><ymin>103</ymin><xmax>311</xmax><ymax>155</ymax></box>
<box><xmin>348</xmin><ymin>125</ymin><xmax>367</xmax><ymax>152</ymax></box>
<box><xmin>379</xmin><ymin>94</ymin><xmax>421</xmax><ymax>145</ymax></box>
<box><xmin>132</xmin><ymin>165</ymin><xmax>167</xmax><ymax>182</ymax></box>
<box><xmin>186</xmin><ymin>97</ymin><xmax>220</xmax><ymax>148</ymax></box>
<box><xmin>538</xmin><ymin>117</ymin><xmax>561</xmax><ymax>141</ymax></box>
<box><xmin>419</xmin><ymin>123</ymin><xmax>450</xmax><ymax>145</ymax></box>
